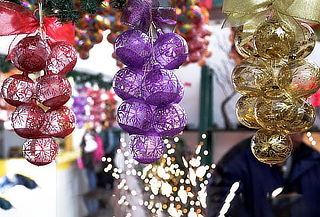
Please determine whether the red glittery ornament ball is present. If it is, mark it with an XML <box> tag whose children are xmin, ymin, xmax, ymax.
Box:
<box><xmin>12</xmin><ymin>35</ymin><xmax>51</xmax><ymax>73</ymax></box>
<box><xmin>46</xmin><ymin>41</ymin><xmax>77</xmax><ymax>75</ymax></box>
<box><xmin>41</xmin><ymin>106</ymin><xmax>76</xmax><ymax>138</ymax></box>
<box><xmin>1</xmin><ymin>74</ymin><xmax>35</xmax><ymax>106</ymax></box>
<box><xmin>23</xmin><ymin>138</ymin><xmax>58</xmax><ymax>166</ymax></box>
<box><xmin>36</xmin><ymin>74</ymin><xmax>72</xmax><ymax>108</ymax></box>
<box><xmin>11</xmin><ymin>102</ymin><xmax>45</xmax><ymax>139</ymax></box>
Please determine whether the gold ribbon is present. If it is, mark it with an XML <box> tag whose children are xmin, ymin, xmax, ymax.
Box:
<box><xmin>223</xmin><ymin>0</ymin><xmax>320</xmax><ymax>25</ymax></box>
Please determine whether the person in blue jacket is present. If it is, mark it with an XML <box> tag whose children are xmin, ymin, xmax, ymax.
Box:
<box><xmin>206</xmin><ymin>133</ymin><xmax>320</xmax><ymax>217</ymax></box>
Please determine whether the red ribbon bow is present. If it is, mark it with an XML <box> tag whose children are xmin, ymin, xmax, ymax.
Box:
<box><xmin>0</xmin><ymin>2</ymin><xmax>75</xmax><ymax>45</ymax></box>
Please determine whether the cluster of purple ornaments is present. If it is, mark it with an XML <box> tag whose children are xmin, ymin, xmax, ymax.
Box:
<box><xmin>113</xmin><ymin>28</ymin><xmax>188</xmax><ymax>164</ymax></box>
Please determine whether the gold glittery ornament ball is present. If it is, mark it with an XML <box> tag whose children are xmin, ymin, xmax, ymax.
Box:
<box><xmin>285</xmin><ymin>99</ymin><xmax>315</xmax><ymax>134</ymax></box>
<box><xmin>236</xmin><ymin>96</ymin><xmax>260</xmax><ymax>129</ymax></box>
<box><xmin>234</xmin><ymin>27</ymin><xmax>256</xmax><ymax>58</ymax></box>
<box><xmin>254</xmin><ymin>18</ymin><xmax>296</xmax><ymax>59</ymax></box>
<box><xmin>289</xmin><ymin>23</ymin><xmax>316</xmax><ymax>60</ymax></box>
<box><xmin>255</xmin><ymin>96</ymin><xmax>303</xmax><ymax>131</ymax></box>
<box><xmin>251</xmin><ymin>130</ymin><xmax>293</xmax><ymax>165</ymax></box>
<box><xmin>232</xmin><ymin>58</ymin><xmax>273</xmax><ymax>96</ymax></box>
<box><xmin>278</xmin><ymin>59</ymin><xmax>320</xmax><ymax>98</ymax></box>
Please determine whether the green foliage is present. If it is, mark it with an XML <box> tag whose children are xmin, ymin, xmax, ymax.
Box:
<box><xmin>109</xmin><ymin>0</ymin><xmax>127</xmax><ymax>9</ymax></box>
<box><xmin>66</xmin><ymin>70</ymin><xmax>112</xmax><ymax>90</ymax></box>
<box><xmin>9</xmin><ymin>0</ymin><xmax>105</xmax><ymax>23</ymax></box>
<box><xmin>0</xmin><ymin>56</ymin><xmax>13</xmax><ymax>73</ymax></box>
<box><xmin>45</xmin><ymin>0</ymin><xmax>79</xmax><ymax>23</ymax></box>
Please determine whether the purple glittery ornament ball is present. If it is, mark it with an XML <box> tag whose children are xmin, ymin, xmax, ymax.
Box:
<box><xmin>113</xmin><ymin>67</ymin><xmax>144</xmax><ymax>100</ymax></box>
<box><xmin>115</xmin><ymin>29</ymin><xmax>152</xmax><ymax>68</ymax></box>
<box><xmin>142</xmin><ymin>68</ymin><xmax>180</xmax><ymax>106</ymax></box>
<box><xmin>116</xmin><ymin>98</ymin><xmax>152</xmax><ymax>134</ymax></box>
<box><xmin>154</xmin><ymin>33</ymin><xmax>188</xmax><ymax>70</ymax></box>
<box><xmin>130</xmin><ymin>134</ymin><xmax>164</xmax><ymax>164</ymax></box>
<box><xmin>153</xmin><ymin>104</ymin><xmax>187</xmax><ymax>136</ymax></box>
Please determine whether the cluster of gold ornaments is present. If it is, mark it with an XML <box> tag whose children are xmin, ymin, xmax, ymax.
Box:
<box><xmin>233</xmin><ymin>10</ymin><xmax>320</xmax><ymax>165</ymax></box>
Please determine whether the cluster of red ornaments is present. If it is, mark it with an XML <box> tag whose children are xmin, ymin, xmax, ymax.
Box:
<box><xmin>1</xmin><ymin>34</ymin><xmax>77</xmax><ymax>166</ymax></box>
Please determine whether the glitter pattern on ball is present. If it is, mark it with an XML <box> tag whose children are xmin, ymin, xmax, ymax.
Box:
<box><xmin>251</xmin><ymin>130</ymin><xmax>293</xmax><ymax>165</ymax></box>
<box><xmin>1</xmin><ymin>74</ymin><xmax>35</xmax><ymax>106</ymax></box>
<box><xmin>130</xmin><ymin>134</ymin><xmax>164</xmax><ymax>164</ymax></box>
<box><xmin>41</xmin><ymin>106</ymin><xmax>76</xmax><ymax>138</ymax></box>
<box><xmin>12</xmin><ymin>35</ymin><xmax>51</xmax><ymax>73</ymax></box>
<box><xmin>36</xmin><ymin>74</ymin><xmax>72</xmax><ymax>108</ymax></box>
<box><xmin>117</xmin><ymin>98</ymin><xmax>152</xmax><ymax>134</ymax></box>
<box><xmin>154</xmin><ymin>33</ymin><xmax>188</xmax><ymax>70</ymax></box>
<box><xmin>113</xmin><ymin>67</ymin><xmax>144</xmax><ymax>100</ymax></box>
<box><xmin>23</xmin><ymin>138</ymin><xmax>59</xmax><ymax>166</ymax></box>
<box><xmin>11</xmin><ymin>103</ymin><xmax>45</xmax><ymax>139</ymax></box>
<box><xmin>46</xmin><ymin>41</ymin><xmax>77</xmax><ymax>74</ymax></box>
<box><xmin>115</xmin><ymin>29</ymin><xmax>152</xmax><ymax>68</ymax></box>
<box><xmin>142</xmin><ymin>69</ymin><xmax>180</xmax><ymax>106</ymax></box>
<box><xmin>153</xmin><ymin>104</ymin><xmax>187</xmax><ymax>137</ymax></box>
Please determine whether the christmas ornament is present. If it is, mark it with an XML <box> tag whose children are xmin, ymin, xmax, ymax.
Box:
<box><xmin>1</xmin><ymin>74</ymin><xmax>35</xmax><ymax>106</ymax></box>
<box><xmin>46</xmin><ymin>41</ymin><xmax>77</xmax><ymax>75</ymax></box>
<box><xmin>176</xmin><ymin>0</ymin><xmax>212</xmax><ymax>66</ymax></box>
<box><xmin>11</xmin><ymin>35</ymin><xmax>51</xmax><ymax>73</ymax></box>
<box><xmin>278</xmin><ymin>60</ymin><xmax>320</xmax><ymax>98</ymax></box>
<box><xmin>153</xmin><ymin>104</ymin><xmax>187</xmax><ymax>137</ymax></box>
<box><xmin>130</xmin><ymin>134</ymin><xmax>165</xmax><ymax>164</ymax></box>
<box><xmin>251</xmin><ymin>130</ymin><xmax>293</xmax><ymax>165</ymax></box>
<box><xmin>0</xmin><ymin>1</ymin><xmax>77</xmax><ymax>166</ymax></box>
<box><xmin>289</xmin><ymin>23</ymin><xmax>316</xmax><ymax>60</ymax></box>
<box><xmin>72</xmin><ymin>96</ymin><xmax>89</xmax><ymax>128</ymax></box>
<box><xmin>232</xmin><ymin>58</ymin><xmax>273</xmax><ymax>96</ymax></box>
<box><xmin>75</xmin><ymin>1</ymin><xmax>126</xmax><ymax>61</ymax></box>
<box><xmin>153</xmin><ymin>33</ymin><xmax>188</xmax><ymax>70</ymax></box>
<box><xmin>142</xmin><ymin>69</ymin><xmax>181</xmax><ymax>106</ymax></box>
<box><xmin>223</xmin><ymin>0</ymin><xmax>320</xmax><ymax>165</ymax></box>
<box><xmin>22</xmin><ymin>138</ymin><xmax>58</xmax><ymax>166</ymax></box>
<box><xmin>117</xmin><ymin>98</ymin><xmax>153</xmax><ymax>134</ymax></box>
<box><xmin>255</xmin><ymin>96</ymin><xmax>304</xmax><ymax>132</ymax></box>
<box><xmin>235</xmin><ymin>96</ymin><xmax>260</xmax><ymax>129</ymax></box>
<box><xmin>41</xmin><ymin>106</ymin><xmax>76</xmax><ymax>138</ymax></box>
<box><xmin>113</xmin><ymin>0</ymin><xmax>188</xmax><ymax>164</ymax></box>
<box><xmin>113</xmin><ymin>67</ymin><xmax>144</xmax><ymax>100</ymax></box>
<box><xmin>11</xmin><ymin>102</ymin><xmax>45</xmax><ymax>139</ymax></box>
<box><xmin>114</xmin><ymin>29</ymin><xmax>152</xmax><ymax>68</ymax></box>
<box><xmin>253</xmin><ymin>17</ymin><xmax>296</xmax><ymax>59</ymax></box>
<box><xmin>36</xmin><ymin>74</ymin><xmax>72</xmax><ymax>108</ymax></box>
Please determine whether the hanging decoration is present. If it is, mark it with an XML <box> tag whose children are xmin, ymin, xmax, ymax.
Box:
<box><xmin>223</xmin><ymin>0</ymin><xmax>320</xmax><ymax>165</ymax></box>
<box><xmin>75</xmin><ymin>0</ymin><xmax>127</xmax><ymax>64</ymax></box>
<box><xmin>0</xmin><ymin>1</ymin><xmax>77</xmax><ymax>166</ymax></box>
<box><xmin>113</xmin><ymin>0</ymin><xmax>188</xmax><ymax>164</ymax></box>
<box><xmin>176</xmin><ymin>0</ymin><xmax>212</xmax><ymax>66</ymax></box>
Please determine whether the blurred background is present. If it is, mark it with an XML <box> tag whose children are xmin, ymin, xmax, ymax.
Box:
<box><xmin>0</xmin><ymin>0</ymin><xmax>320</xmax><ymax>217</ymax></box>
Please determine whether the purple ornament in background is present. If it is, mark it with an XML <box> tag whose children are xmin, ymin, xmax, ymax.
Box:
<box><xmin>142</xmin><ymin>68</ymin><xmax>180</xmax><ymax>106</ymax></box>
<box><xmin>154</xmin><ymin>33</ymin><xmax>188</xmax><ymax>70</ymax></box>
<box><xmin>153</xmin><ymin>104</ymin><xmax>187</xmax><ymax>136</ymax></box>
<box><xmin>113</xmin><ymin>67</ymin><xmax>144</xmax><ymax>100</ymax></box>
<box><xmin>72</xmin><ymin>96</ymin><xmax>88</xmax><ymax>128</ymax></box>
<box><xmin>117</xmin><ymin>98</ymin><xmax>152</xmax><ymax>134</ymax></box>
<box><xmin>115</xmin><ymin>29</ymin><xmax>152</xmax><ymax>68</ymax></box>
<box><xmin>130</xmin><ymin>134</ymin><xmax>164</xmax><ymax>164</ymax></box>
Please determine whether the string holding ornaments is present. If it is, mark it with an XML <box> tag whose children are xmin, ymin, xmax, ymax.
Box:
<box><xmin>223</xmin><ymin>0</ymin><xmax>320</xmax><ymax>165</ymax></box>
<box><xmin>113</xmin><ymin>0</ymin><xmax>188</xmax><ymax>164</ymax></box>
<box><xmin>0</xmin><ymin>1</ymin><xmax>77</xmax><ymax>166</ymax></box>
